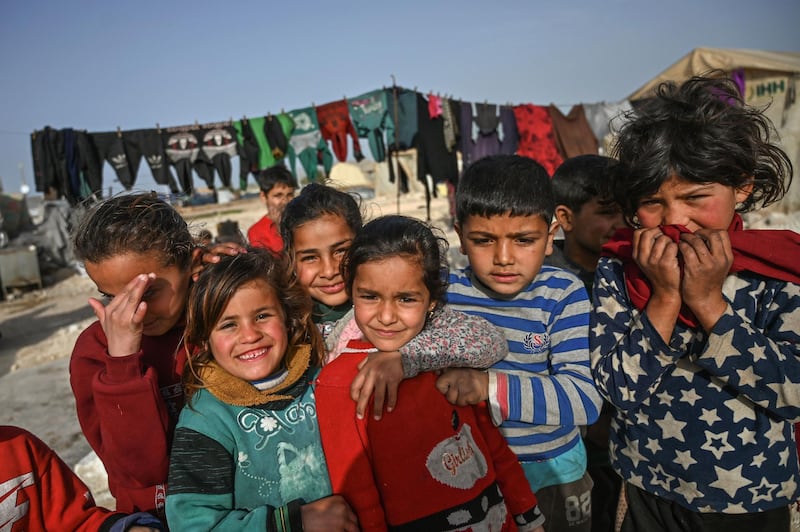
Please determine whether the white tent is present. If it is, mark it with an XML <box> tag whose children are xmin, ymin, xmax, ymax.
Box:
<box><xmin>629</xmin><ymin>47</ymin><xmax>800</xmax><ymax>216</ymax></box>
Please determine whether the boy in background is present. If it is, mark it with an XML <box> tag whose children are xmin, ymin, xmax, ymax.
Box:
<box><xmin>247</xmin><ymin>165</ymin><xmax>297</xmax><ymax>254</ymax></box>
<box><xmin>547</xmin><ymin>154</ymin><xmax>625</xmax><ymax>532</ymax></box>
<box><xmin>547</xmin><ymin>154</ymin><xmax>625</xmax><ymax>294</ymax></box>
<box><xmin>438</xmin><ymin>154</ymin><xmax>602</xmax><ymax>532</ymax></box>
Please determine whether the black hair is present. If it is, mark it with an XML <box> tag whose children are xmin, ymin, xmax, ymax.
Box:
<box><xmin>279</xmin><ymin>182</ymin><xmax>363</xmax><ymax>255</ymax></box>
<box><xmin>611</xmin><ymin>73</ymin><xmax>792</xmax><ymax>224</ymax></box>
<box><xmin>551</xmin><ymin>154</ymin><xmax>617</xmax><ymax>211</ymax></box>
<box><xmin>455</xmin><ymin>155</ymin><xmax>554</xmax><ymax>225</ymax></box>
<box><xmin>256</xmin><ymin>165</ymin><xmax>297</xmax><ymax>194</ymax></box>
<box><xmin>72</xmin><ymin>191</ymin><xmax>194</xmax><ymax>270</ymax></box>
<box><xmin>341</xmin><ymin>215</ymin><xmax>449</xmax><ymax>311</ymax></box>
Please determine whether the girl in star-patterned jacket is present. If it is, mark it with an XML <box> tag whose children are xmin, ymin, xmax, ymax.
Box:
<box><xmin>591</xmin><ymin>74</ymin><xmax>800</xmax><ymax>532</ymax></box>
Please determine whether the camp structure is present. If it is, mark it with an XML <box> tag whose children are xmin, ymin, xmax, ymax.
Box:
<box><xmin>629</xmin><ymin>47</ymin><xmax>800</xmax><ymax>215</ymax></box>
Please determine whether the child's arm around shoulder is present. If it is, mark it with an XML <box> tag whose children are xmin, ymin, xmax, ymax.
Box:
<box><xmin>400</xmin><ymin>305</ymin><xmax>508</xmax><ymax>376</ymax></box>
<box><xmin>349</xmin><ymin>306</ymin><xmax>508</xmax><ymax>420</ymax></box>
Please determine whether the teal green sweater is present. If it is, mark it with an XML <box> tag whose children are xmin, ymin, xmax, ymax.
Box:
<box><xmin>166</xmin><ymin>366</ymin><xmax>331</xmax><ymax>531</ymax></box>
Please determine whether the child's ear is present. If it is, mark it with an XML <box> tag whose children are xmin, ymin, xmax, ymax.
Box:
<box><xmin>454</xmin><ymin>222</ymin><xmax>466</xmax><ymax>255</ymax></box>
<box><xmin>545</xmin><ymin>221</ymin><xmax>559</xmax><ymax>257</ymax></box>
<box><xmin>735</xmin><ymin>181</ymin><xmax>755</xmax><ymax>204</ymax></box>
<box><xmin>190</xmin><ymin>247</ymin><xmax>205</xmax><ymax>281</ymax></box>
<box><xmin>554</xmin><ymin>205</ymin><xmax>574</xmax><ymax>232</ymax></box>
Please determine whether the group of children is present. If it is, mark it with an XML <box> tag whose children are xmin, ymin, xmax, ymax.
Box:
<box><xmin>5</xmin><ymin>74</ymin><xmax>799</xmax><ymax>532</ymax></box>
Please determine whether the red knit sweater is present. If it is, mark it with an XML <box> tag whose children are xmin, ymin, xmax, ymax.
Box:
<box><xmin>315</xmin><ymin>339</ymin><xmax>541</xmax><ymax>531</ymax></box>
<box><xmin>69</xmin><ymin>321</ymin><xmax>187</xmax><ymax>517</ymax></box>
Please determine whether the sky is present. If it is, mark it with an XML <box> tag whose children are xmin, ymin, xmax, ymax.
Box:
<box><xmin>1</xmin><ymin>0</ymin><xmax>798</xmax><ymax>195</ymax></box>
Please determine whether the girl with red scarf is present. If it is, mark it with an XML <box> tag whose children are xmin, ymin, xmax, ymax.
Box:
<box><xmin>591</xmin><ymin>75</ymin><xmax>800</xmax><ymax>532</ymax></box>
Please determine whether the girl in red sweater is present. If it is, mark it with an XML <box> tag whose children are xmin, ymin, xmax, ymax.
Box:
<box><xmin>69</xmin><ymin>192</ymin><xmax>203</xmax><ymax>518</ymax></box>
<box><xmin>315</xmin><ymin>215</ymin><xmax>546</xmax><ymax>531</ymax></box>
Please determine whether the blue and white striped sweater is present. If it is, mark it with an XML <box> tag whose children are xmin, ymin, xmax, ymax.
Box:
<box><xmin>446</xmin><ymin>264</ymin><xmax>601</xmax><ymax>462</ymax></box>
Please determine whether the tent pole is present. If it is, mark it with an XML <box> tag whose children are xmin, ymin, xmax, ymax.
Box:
<box><xmin>391</xmin><ymin>75</ymin><xmax>400</xmax><ymax>215</ymax></box>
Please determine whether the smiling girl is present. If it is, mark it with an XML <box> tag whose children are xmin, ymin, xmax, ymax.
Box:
<box><xmin>315</xmin><ymin>215</ymin><xmax>546</xmax><ymax>531</ymax></box>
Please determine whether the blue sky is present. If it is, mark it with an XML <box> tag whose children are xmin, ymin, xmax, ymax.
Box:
<box><xmin>1</xmin><ymin>0</ymin><xmax>798</xmax><ymax>194</ymax></box>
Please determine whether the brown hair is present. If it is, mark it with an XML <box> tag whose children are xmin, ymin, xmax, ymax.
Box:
<box><xmin>182</xmin><ymin>247</ymin><xmax>323</xmax><ymax>401</ymax></box>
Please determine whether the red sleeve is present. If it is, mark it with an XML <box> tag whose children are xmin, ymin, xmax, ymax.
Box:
<box><xmin>247</xmin><ymin>216</ymin><xmax>283</xmax><ymax>254</ymax></box>
<box><xmin>315</xmin><ymin>355</ymin><xmax>388</xmax><ymax>532</ymax></box>
<box><xmin>0</xmin><ymin>426</ymin><xmax>121</xmax><ymax>531</ymax></box>
<box><xmin>69</xmin><ymin>322</ymin><xmax>184</xmax><ymax>516</ymax></box>
<box><xmin>474</xmin><ymin>402</ymin><xmax>540</xmax><ymax>516</ymax></box>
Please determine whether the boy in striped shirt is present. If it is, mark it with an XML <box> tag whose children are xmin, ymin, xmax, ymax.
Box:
<box><xmin>438</xmin><ymin>154</ymin><xmax>602</xmax><ymax>532</ymax></box>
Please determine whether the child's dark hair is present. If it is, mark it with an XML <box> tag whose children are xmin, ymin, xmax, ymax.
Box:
<box><xmin>280</xmin><ymin>182</ymin><xmax>363</xmax><ymax>260</ymax></box>
<box><xmin>183</xmin><ymin>247</ymin><xmax>323</xmax><ymax>401</ymax></box>
<box><xmin>456</xmin><ymin>155</ymin><xmax>554</xmax><ymax>225</ymax></box>
<box><xmin>72</xmin><ymin>192</ymin><xmax>194</xmax><ymax>270</ymax></box>
<box><xmin>341</xmin><ymin>215</ymin><xmax>449</xmax><ymax>311</ymax></box>
<box><xmin>256</xmin><ymin>165</ymin><xmax>297</xmax><ymax>194</ymax></box>
<box><xmin>551</xmin><ymin>155</ymin><xmax>617</xmax><ymax>211</ymax></box>
<box><xmin>611</xmin><ymin>73</ymin><xmax>792</xmax><ymax>224</ymax></box>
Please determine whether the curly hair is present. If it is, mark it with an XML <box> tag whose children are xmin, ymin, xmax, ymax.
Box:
<box><xmin>182</xmin><ymin>247</ymin><xmax>323</xmax><ymax>402</ymax></box>
<box><xmin>611</xmin><ymin>73</ymin><xmax>792</xmax><ymax>224</ymax></box>
<box><xmin>341</xmin><ymin>215</ymin><xmax>449</xmax><ymax>312</ymax></box>
<box><xmin>72</xmin><ymin>192</ymin><xmax>194</xmax><ymax>270</ymax></box>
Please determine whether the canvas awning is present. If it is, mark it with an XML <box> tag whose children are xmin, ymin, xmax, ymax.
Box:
<box><xmin>629</xmin><ymin>47</ymin><xmax>800</xmax><ymax>101</ymax></box>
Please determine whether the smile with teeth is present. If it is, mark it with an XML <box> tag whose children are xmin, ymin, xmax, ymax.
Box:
<box><xmin>237</xmin><ymin>348</ymin><xmax>268</xmax><ymax>361</ymax></box>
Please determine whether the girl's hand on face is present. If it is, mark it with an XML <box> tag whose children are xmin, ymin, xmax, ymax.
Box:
<box><xmin>300</xmin><ymin>495</ymin><xmax>360</xmax><ymax>532</ymax></box>
<box><xmin>88</xmin><ymin>273</ymin><xmax>154</xmax><ymax>357</ymax></box>
<box><xmin>632</xmin><ymin>227</ymin><xmax>681</xmax><ymax>297</ymax></box>
<box><xmin>678</xmin><ymin>229</ymin><xmax>733</xmax><ymax>330</ymax></box>
<box><xmin>350</xmin><ymin>351</ymin><xmax>404</xmax><ymax>421</ymax></box>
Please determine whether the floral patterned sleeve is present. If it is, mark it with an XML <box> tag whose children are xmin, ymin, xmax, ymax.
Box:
<box><xmin>400</xmin><ymin>306</ymin><xmax>508</xmax><ymax>378</ymax></box>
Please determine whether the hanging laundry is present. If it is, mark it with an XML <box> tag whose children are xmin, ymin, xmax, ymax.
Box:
<box><xmin>200</xmin><ymin>124</ymin><xmax>238</xmax><ymax>189</ymax></box>
<box><xmin>581</xmin><ymin>100</ymin><xmax>634</xmax><ymax>151</ymax></box>
<box><xmin>163</xmin><ymin>129</ymin><xmax>201</xmax><ymax>194</ymax></box>
<box><xmin>458</xmin><ymin>101</ymin><xmax>506</xmax><ymax>167</ymax></box>
<box><xmin>440</xmin><ymin>97</ymin><xmax>460</xmax><ymax>153</ymax></box>
<box><xmin>416</xmin><ymin>92</ymin><xmax>459</xmax><ymax>221</ymax></box>
<box><xmin>427</xmin><ymin>92</ymin><xmax>443</xmax><ymax>118</ymax></box>
<box><xmin>512</xmin><ymin>104</ymin><xmax>563</xmax><ymax>176</ymax></box>
<box><xmin>264</xmin><ymin>115</ymin><xmax>288</xmax><ymax>160</ymax></box>
<box><xmin>286</xmin><ymin>106</ymin><xmax>333</xmax><ymax>183</ymax></box>
<box><xmin>548</xmin><ymin>104</ymin><xmax>599</xmax><ymax>160</ymax></box>
<box><xmin>276</xmin><ymin>113</ymin><xmax>296</xmax><ymax>157</ymax></box>
<box><xmin>127</xmin><ymin>129</ymin><xmax>180</xmax><ymax>193</ymax></box>
<box><xmin>499</xmin><ymin>105</ymin><xmax>519</xmax><ymax>155</ymax></box>
<box><xmin>385</xmin><ymin>87</ymin><xmax>418</xmax><ymax>151</ymax></box>
<box><xmin>92</xmin><ymin>130</ymin><xmax>141</xmax><ymax>190</ymax></box>
<box><xmin>316</xmin><ymin>99</ymin><xmax>364</xmax><ymax>163</ymax></box>
<box><xmin>62</xmin><ymin>128</ymin><xmax>102</xmax><ymax>203</ymax></box>
<box><xmin>348</xmin><ymin>89</ymin><xmax>394</xmax><ymax>162</ymax></box>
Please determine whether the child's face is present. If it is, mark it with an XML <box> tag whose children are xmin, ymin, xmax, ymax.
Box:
<box><xmin>352</xmin><ymin>256</ymin><xmax>435</xmax><ymax>352</ymax></box>
<box><xmin>293</xmin><ymin>213</ymin><xmax>356</xmax><ymax>308</ymax></box>
<box><xmin>207</xmin><ymin>279</ymin><xmax>288</xmax><ymax>382</ymax></box>
<box><xmin>562</xmin><ymin>198</ymin><xmax>625</xmax><ymax>256</ymax></box>
<box><xmin>85</xmin><ymin>252</ymin><xmax>191</xmax><ymax>337</ymax></box>
<box><xmin>262</xmin><ymin>183</ymin><xmax>295</xmax><ymax>223</ymax></box>
<box><xmin>636</xmin><ymin>175</ymin><xmax>752</xmax><ymax>232</ymax></box>
<box><xmin>456</xmin><ymin>213</ymin><xmax>556</xmax><ymax>297</ymax></box>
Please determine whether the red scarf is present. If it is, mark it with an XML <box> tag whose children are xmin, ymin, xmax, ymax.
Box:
<box><xmin>602</xmin><ymin>214</ymin><xmax>800</xmax><ymax>327</ymax></box>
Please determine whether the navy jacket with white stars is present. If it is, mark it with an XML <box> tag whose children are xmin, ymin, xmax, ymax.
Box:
<box><xmin>590</xmin><ymin>257</ymin><xmax>800</xmax><ymax>514</ymax></box>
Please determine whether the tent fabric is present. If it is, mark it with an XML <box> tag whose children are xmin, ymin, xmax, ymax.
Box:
<box><xmin>628</xmin><ymin>47</ymin><xmax>800</xmax><ymax>101</ymax></box>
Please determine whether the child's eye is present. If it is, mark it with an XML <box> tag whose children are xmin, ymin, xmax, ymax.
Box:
<box><xmin>333</xmin><ymin>246</ymin><xmax>350</xmax><ymax>258</ymax></box>
<box><xmin>299</xmin><ymin>255</ymin><xmax>318</xmax><ymax>263</ymax></box>
<box><xmin>255</xmin><ymin>312</ymin><xmax>273</xmax><ymax>321</ymax></box>
<box><xmin>399</xmin><ymin>296</ymin><xmax>418</xmax><ymax>304</ymax></box>
<box><xmin>217</xmin><ymin>321</ymin><xmax>235</xmax><ymax>330</ymax></box>
<box><xmin>471</xmin><ymin>238</ymin><xmax>491</xmax><ymax>245</ymax></box>
<box><xmin>516</xmin><ymin>238</ymin><xmax>535</xmax><ymax>245</ymax></box>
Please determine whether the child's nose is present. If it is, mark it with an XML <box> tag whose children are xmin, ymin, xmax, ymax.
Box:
<box><xmin>663</xmin><ymin>205</ymin><xmax>688</xmax><ymax>226</ymax></box>
<box><xmin>320</xmin><ymin>256</ymin><xmax>338</xmax><ymax>278</ymax></box>
<box><xmin>240</xmin><ymin>322</ymin><xmax>261</xmax><ymax>341</ymax></box>
<box><xmin>377</xmin><ymin>302</ymin><xmax>396</xmax><ymax>324</ymax></box>
<box><xmin>493</xmin><ymin>240</ymin><xmax>513</xmax><ymax>265</ymax></box>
